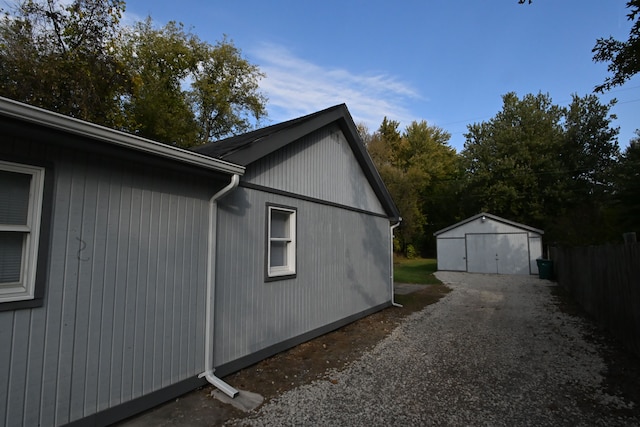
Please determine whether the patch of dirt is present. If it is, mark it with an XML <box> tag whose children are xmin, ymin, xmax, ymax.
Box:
<box><xmin>225</xmin><ymin>283</ymin><xmax>451</xmax><ymax>403</ymax></box>
<box><xmin>120</xmin><ymin>284</ymin><xmax>450</xmax><ymax>426</ymax></box>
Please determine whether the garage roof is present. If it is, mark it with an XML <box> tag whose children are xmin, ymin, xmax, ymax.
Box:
<box><xmin>434</xmin><ymin>212</ymin><xmax>544</xmax><ymax>236</ymax></box>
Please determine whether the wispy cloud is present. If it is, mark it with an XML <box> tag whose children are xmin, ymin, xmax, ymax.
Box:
<box><xmin>251</xmin><ymin>43</ymin><xmax>421</xmax><ymax>131</ymax></box>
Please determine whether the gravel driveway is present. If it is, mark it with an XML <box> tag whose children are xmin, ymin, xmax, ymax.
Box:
<box><xmin>228</xmin><ymin>272</ymin><xmax>638</xmax><ymax>426</ymax></box>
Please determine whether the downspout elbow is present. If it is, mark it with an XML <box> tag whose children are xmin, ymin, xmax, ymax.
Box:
<box><xmin>199</xmin><ymin>371</ymin><xmax>239</xmax><ymax>398</ymax></box>
<box><xmin>210</xmin><ymin>174</ymin><xmax>240</xmax><ymax>204</ymax></box>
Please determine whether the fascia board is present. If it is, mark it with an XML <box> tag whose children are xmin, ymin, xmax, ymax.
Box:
<box><xmin>484</xmin><ymin>213</ymin><xmax>544</xmax><ymax>235</ymax></box>
<box><xmin>224</xmin><ymin>109</ymin><xmax>344</xmax><ymax>165</ymax></box>
<box><xmin>0</xmin><ymin>97</ymin><xmax>245</xmax><ymax>176</ymax></box>
<box><xmin>224</xmin><ymin>105</ymin><xmax>401</xmax><ymax>221</ymax></box>
<box><xmin>434</xmin><ymin>212</ymin><xmax>544</xmax><ymax>236</ymax></box>
<box><xmin>338</xmin><ymin>118</ymin><xmax>401</xmax><ymax>221</ymax></box>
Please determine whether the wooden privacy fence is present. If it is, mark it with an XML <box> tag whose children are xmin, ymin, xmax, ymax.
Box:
<box><xmin>550</xmin><ymin>243</ymin><xmax>640</xmax><ymax>358</ymax></box>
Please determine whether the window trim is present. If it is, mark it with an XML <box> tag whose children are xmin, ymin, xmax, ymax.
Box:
<box><xmin>0</xmin><ymin>160</ymin><xmax>45</xmax><ymax>304</ymax></box>
<box><xmin>265</xmin><ymin>203</ymin><xmax>297</xmax><ymax>281</ymax></box>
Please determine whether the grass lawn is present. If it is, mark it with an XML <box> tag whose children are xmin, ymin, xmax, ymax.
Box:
<box><xmin>394</xmin><ymin>257</ymin><xmax>440</xmax><ymax>285</ymax></box>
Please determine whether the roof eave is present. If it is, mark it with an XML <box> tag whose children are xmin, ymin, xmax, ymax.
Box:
<box><xmin>223</xmin><ymin>106</ymin><xmax>347</xmax><ymax>166</ymax></box>
<box><xmin>198</xmin><ymin>103</ymin><xmax>401</xmax><ymax>221</ymax></box>
<box><xmin>434</xmin><ymin>212</ymin><xmax>544</xmax><ymax>236</ymax></box>
<box><xmin>0</xmin><ymin>97</ymin><xmax>245</xmax><ymax>176</ymax></box>
<box><xmin>337</xmin><ymin>116</ymin><xmax>401</xmax><ymax>221</ymax></box>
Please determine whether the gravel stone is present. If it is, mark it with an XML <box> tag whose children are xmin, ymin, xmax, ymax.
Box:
<box><xmin>227</xmin><ymin>272</ymin><xmax>639</xmax><ymax>426</ymax></box>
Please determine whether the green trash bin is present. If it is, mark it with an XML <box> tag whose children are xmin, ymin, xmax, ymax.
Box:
<box><xmin>536</xmin><ymin>259</ymin><xmax>553</xmax><ymax>280</ymax></box>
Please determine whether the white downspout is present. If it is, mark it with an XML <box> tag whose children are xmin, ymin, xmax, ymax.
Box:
<box><xmin>198</xmin><ymin>174</ymin><xmax>240</xmax><ymax>398</ymax></box>
<box><xmin>390</xmin><ymin>219</ymin><xmax>403</xmax><ymax>308</ymax></box>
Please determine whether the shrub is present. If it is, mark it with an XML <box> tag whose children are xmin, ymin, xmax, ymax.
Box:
<box><xmin>406</xmin><ymin>244</ymin><xmax>417</xmax><ymax>259</ymax></box>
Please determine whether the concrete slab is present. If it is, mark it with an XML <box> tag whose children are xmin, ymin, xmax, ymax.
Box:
<box><xmin>117</xmin><ymin>387</ymin><xmax>240</xmax><ymax>427</ymax></box>
<box><xmin>211</xmin><ymin>389</ymin><xmax>264</xmax><ymax>412</ymax></box>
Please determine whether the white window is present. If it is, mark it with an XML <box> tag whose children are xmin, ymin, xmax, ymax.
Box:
<box><xmin>0</xmin><ymin>160</ymin><xmax>45</xmax><ymax>302</ymax></box>
<box><xmin>267</xmin><ymin>205</ymin><xmax>296</xmax><ymax>279</ymax></box>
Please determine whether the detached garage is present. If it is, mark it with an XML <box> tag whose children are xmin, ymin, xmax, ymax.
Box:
<box><xmin>434</xmin><ymin>212</ymin><xmax>543</xmax><ymax>275</ymax></box>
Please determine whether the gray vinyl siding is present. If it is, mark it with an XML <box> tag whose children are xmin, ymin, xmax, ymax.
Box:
<box><xmin>244</xmin><ymin>123</ymin><xmax>387</xmax><ymax>216</ymax></box>
<box><xmin>0</xmin><ymin>138</ymin><xmax>214</xmax><ymax>426</ymax></box>
<box><xmin>1</xmin><ymin>109</ymin><xmax>395</xmax><ymax>425</ymax></box>
<box><xmin>214</xmin><ymin>187</ymin><xmax>391</xmax><ymax>366</ymax></box>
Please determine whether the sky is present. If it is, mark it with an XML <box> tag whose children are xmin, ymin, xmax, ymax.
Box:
<box><xmin>124</xmin><ymin>0</ymin><xmax>639</xmax><ymax>152</ymax></box>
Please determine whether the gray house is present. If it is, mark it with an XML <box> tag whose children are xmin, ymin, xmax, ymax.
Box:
<box><xmin>0</xmin><ymin>97</ymin><xmax>400</xmax><ymax>426</ymax></box>
<box><xmin>434</xmin><ymin>212</ymin><xmax>543</xmax><ymax>275</ymax></box>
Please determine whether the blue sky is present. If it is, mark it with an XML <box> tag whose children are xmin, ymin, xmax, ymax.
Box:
<box><xmin>124</xmin><ymin>0</ymin><xmax>639</xmax><ymax>151</ymax></box>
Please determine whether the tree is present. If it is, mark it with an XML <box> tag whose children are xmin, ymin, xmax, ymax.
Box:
<box><xmin>367</xmin><ymin>118</ymin><xmax>422</xmax><ymax>255</ymax></box>
<box><xmin>190</xmin><ymin>36</ymin><xmax>267</xmax><ymax>144</ymax></box>
<box><xmin>614</xmin><ymin>131</ymin><xmax>640</xmax><ymax>233</ymax></box>
<box><xmin>562</xmin><ymin>94</ymin><xmax>620</xmax><ymax>201</ymax></box>
<box><xmin>367</xmin><ymin>118</ymin><xmax>458</xmax><ymax>256</ymax></box>
<box><xmin>377</xmin><ymin>117</ymin><xmax>403</xmax><ymax>163</ymax></box>
<box><xmin>592</xmin><ymin>1</ymin><xmax>640</xmax><ymax>92</ymax></box>
<box><xmin>461</xmin><ymin>92</ymin><xmax>620</xmax><ymax>245</ymax></box>
<box><xmin>0</xmin><ymin>0</ymin><xmax>268</xmax><ymax>147</ymax></box>
<box><xmin>401</xmin><ymin>121</ymin><xmax>459</xmax><ymax>256</ymax></box>
<box><xmin>121</xmin><ymin>21</ymin><xmax>267</xmax><ymax>147</ymax></box>
<box><xmin>119</xmin><ymin>18</ymin><xmax>202</xmax><ymax>146</ymax></box>
<box><xmin>552</xmin><ymin>94</ymin><xmax>620</xmax><ymax>243</ymax></box>
<box><xmin>0</xmin><ymin>0</ymin><xmax>130</xmax><ymax>126</ymax></box>
<box><xmin>356</xmin><ymin>122</ymin><xmax>372</xmax><ymax>145</ymax></box>
<box><xmin>519</xmin><ymin>0</ymin><xmax>640</xmax><ymax>92</ymax></box>
<box><xmin>461</xmin><ymin>92</ymin><xmax>565</xmax><ymax>229</ymax></box>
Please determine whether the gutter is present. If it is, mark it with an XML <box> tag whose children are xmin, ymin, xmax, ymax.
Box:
<box><xmin>0</xmin><ymin>96</ymin><xmax>244</xmax><ymax>175</ymax></box>
<box><xmin>390</xmin><ymin>219</ymin><xmax>403</xmax><ymax>308</ymax></box>
<box><xmin>198</xmin><ymin>174</ymin><xmax>241</xmax><ymax>398</ymax></box>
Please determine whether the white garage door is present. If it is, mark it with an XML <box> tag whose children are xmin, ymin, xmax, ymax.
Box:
<box><xmin>466</xmin><ymin>233</ymin><xmax>530</xmax><ymax>275</ymax></box>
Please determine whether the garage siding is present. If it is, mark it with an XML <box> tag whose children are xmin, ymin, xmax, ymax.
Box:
<box><xmin>435</xmin><ymin>213</ymin><xmax>543</xmax><ymax>276</ymax></box>
<box><xmin>436</xmin><ymin>238</ymin><xmax>466</xmax><ymax>271</ymax></box>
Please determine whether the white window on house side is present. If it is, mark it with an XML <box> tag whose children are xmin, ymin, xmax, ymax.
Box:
<box><xmin>0</xmin><ymin>160</ymin><xmax>45</xmax><ymax>302</ymax></box>
<box><xmin>267</xmin><ymin>205</ymin><xmax>296</xmax><ymax>279</ymax></box>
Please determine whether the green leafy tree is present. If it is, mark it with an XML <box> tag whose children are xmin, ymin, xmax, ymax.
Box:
<box><xmin>401</xmin><ymin>121</ymin><xmax>458</xmax><ymax>256</ymax></box>
<box><xmin>0</xmin><ymin>0</ymin><xmax>130</xmax><ymax>125</ymax></box>
<box><xmin>0</xmin><ymin>0</ymin><xmax>268</xmax><ymax>147</ymax></box>
<box><xmin>554</xmin><ymin>94</ymin><xmax>621</xmax><ymax>243</ymax></box>
<box><xmin>190</xmin><ymin>36</ymin><xmax>267</xmax><ymax>144</ymax></box>
<box><xmin>120</xmin><ymin>19</ymin><xmax>204</xmax><ymax>146</ymax></box>
<box><xmin>121</xmin><ymin>21</ymin><xmax>266</xmax><ymax>147</ymax></box>
<box><xmin>367</xmin><ymin>119</ymin><xmax>421</xmax><ymax>255</ymax></box>
<box><xmin>461</xmin><ymin>92</ymin><xmax>621</xmax><ymax>245</ymax></box>
<box><xmin>614</xmin><ymin>131</ymin><xmax>640</xmax><ymax>233</ymax></box>
<box><xmin>367</xmin><ymin>118</ymin><xmax>458</xmax><ymax>256</ymax></box>
<box><xmin>593</xmin><ymin>1</ymin><xmax>640</xmax><ymax>92</ymax></box>
<box><xmin>462</xmin><ymin>92</ymin><xmax>565</xmax><ymax>229</ymax></box>
<box><xmin>519</xmin><ymin>0</ymin><xmax>640</xmax><ymax>92</ymax></box>
<box><xmin>377</xmin><ymin>117</ymin><xmax>403</xmax><ymax>163</ymax></box>
<box><xmin>563</xmin><ymin>95</ymin><xmax>620</xmax><ymax>198</ymax></box>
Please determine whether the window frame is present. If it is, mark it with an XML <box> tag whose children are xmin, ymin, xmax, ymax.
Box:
<box><xmin>265</xmin><ymin>203</ymin><xmax>297</xmax><ymax>281</ymax></box>
<box><xmin>0</xmin><ymin>160</ymin><xmax>46</xmax><ymax>304</ymax></box>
